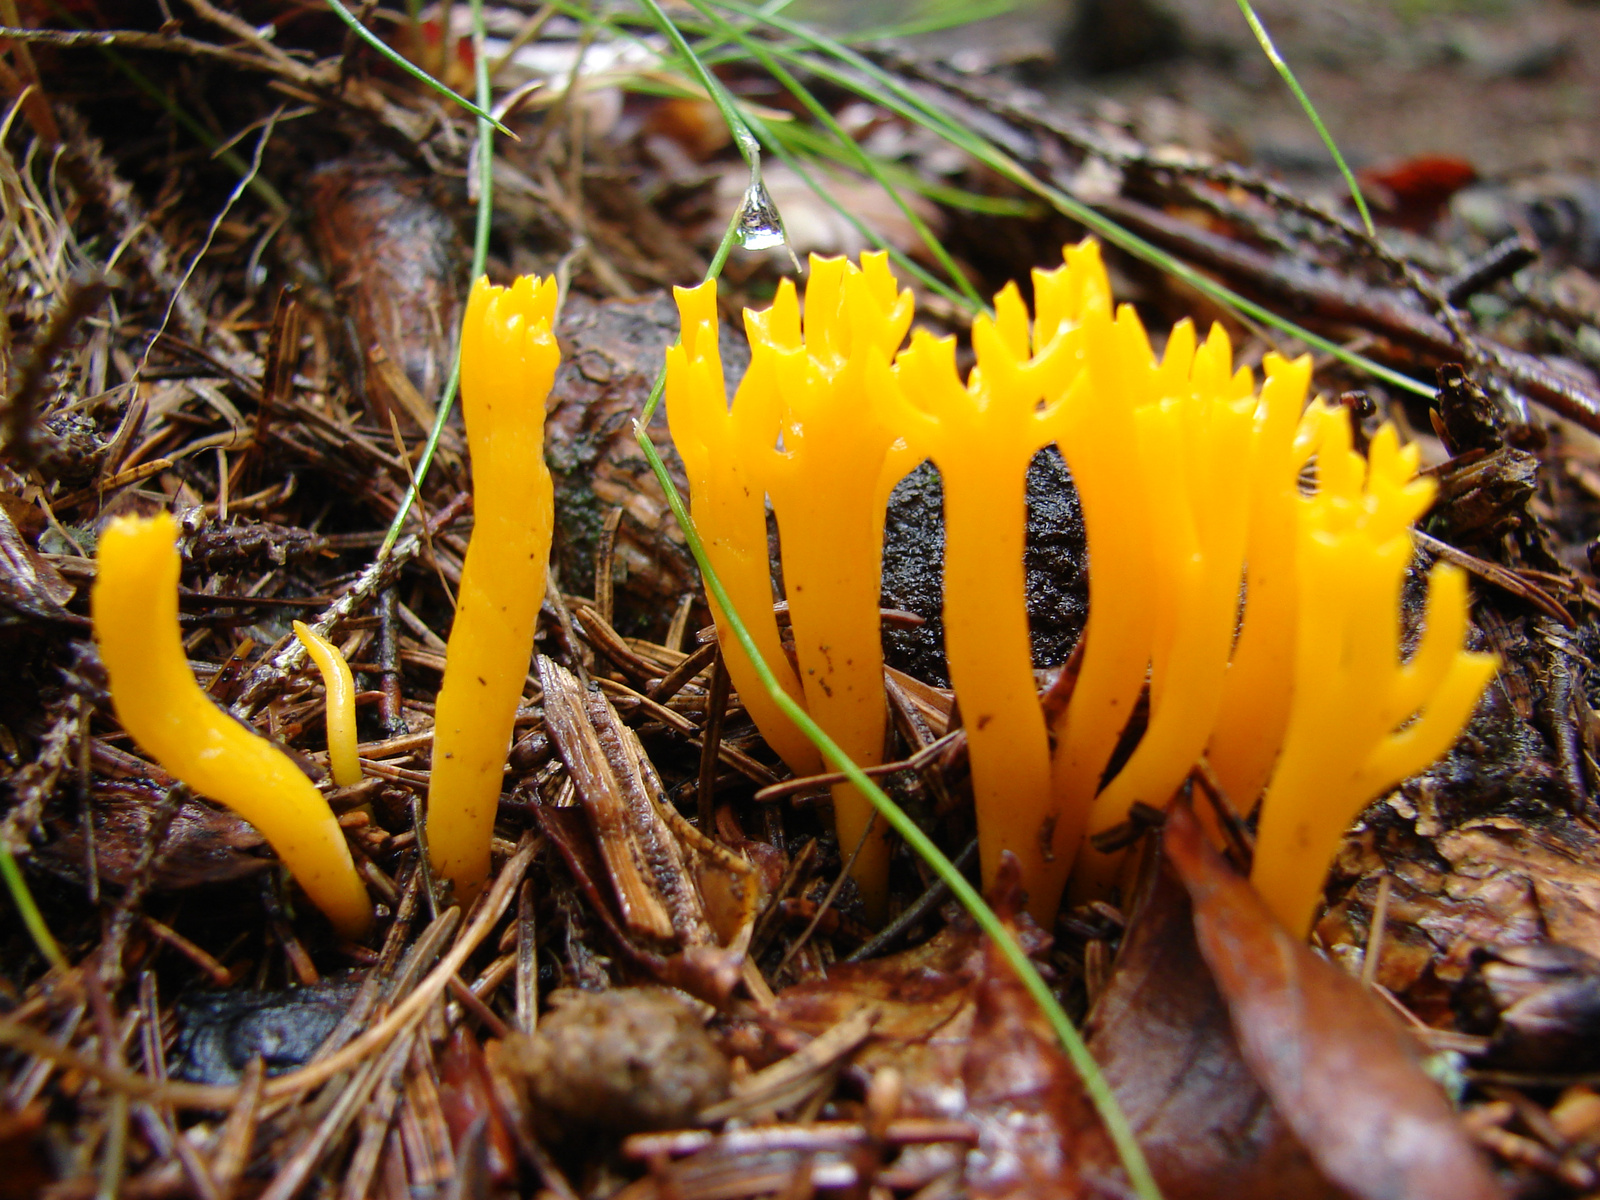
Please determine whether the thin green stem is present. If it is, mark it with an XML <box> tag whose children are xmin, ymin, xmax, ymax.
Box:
<box><xmin>324</xmin><ymin>0</ymin><xmax>513</xmax><ymax>135</ymax></box>
<box><xmin>1234</xmin><ymin>0</ymin><xmax>1373</xmax><ymax>237</ymax></box>
<box><xmin>745</xmin><ymin>111</ymin><xmax>977</xmax><ymax>308</ymax></box>
<box><xmin>684</xmin><ymin>0</ymin><xmax>983</xmax><ymax>306</ymax></box>
<box><xmin>0</xmin><ymin>842</ymin><xmax>68</xmax><ymax>971</ymax></box>
<box><xmin>378</xmin><ymin>0</ymin><xmax>496</xmax><ymax>558</ymax></box>
<box><xmin>635</xmin><ymin>0</ymin><xmax>760</xmax><ymax>168</ymax></box>
<box><xmin>715</xmin><ymin>5</ymin><xmax>1428</xmax><ymax>396</ymax></box>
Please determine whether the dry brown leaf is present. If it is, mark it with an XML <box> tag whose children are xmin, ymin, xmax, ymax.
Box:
<box><xmin>1165</xmin><ymin>802</ymin><xmax>1507</xmax><ymax>1200</ymax></box>
<box><xmin>1088</xmin><ymin>845</ymin><xmax>1346</xmax><ymax>1200</ymax></box>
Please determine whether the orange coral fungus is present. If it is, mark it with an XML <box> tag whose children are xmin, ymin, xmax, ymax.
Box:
<box><xmin>667</xmin><ymin>238</ymin><xmax>1496</xmax><ymax>936</ymax></box>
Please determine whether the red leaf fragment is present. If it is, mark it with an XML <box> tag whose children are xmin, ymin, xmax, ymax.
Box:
<box><xmin>1358</xmin><ymin>155</ymin><xmax>1479</xmax><ymax>231</ymax></box>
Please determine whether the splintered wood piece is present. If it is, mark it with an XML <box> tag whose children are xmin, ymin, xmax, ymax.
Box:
<box><xmin>655</xmin><ymin>792</ymin><xmax>760</xmax><ymax>948</ymax></box>
<box><xmin>539</xmin><ymin>655</ymin><xmax>719</xmax><ymax>947</ymax></box>
<box><xmin>884</xmin><ymin>666</ymin><xmax>953</xmax><ymax>738</ymax></box>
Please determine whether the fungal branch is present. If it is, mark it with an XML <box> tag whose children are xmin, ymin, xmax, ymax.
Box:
<box><xmin>668</xmin><ymin>254</ymin><xmax>916</xmax><ymax>917</ymax></box>
<box><xmin>665</xmin><ymin>280</ymin><xmax>822</xmax><ymax>782</ymax></box>
<box><xmin>294</xmin><ymin>620</ymin><xmax>362</xmax><ymax>789</ymax></box>
<box><xmin>1250</xmin><ymin>408</ymin><xmax>1499</xmax><ymax>935</ymax></box>
<box><xmin>1201</xmin><ymin>357</ymin><xmax>1318</xmax><ymax>811</ymax></box>
<box><xmin>758</xmin><ymin>255</ymin><xmax>916</xmax><ymax>920</ymax></box>
<box><xmin>425</xmin><ymin>274</ymin><xmax>558</xmax><ymax>904</ymax></box>
<box><xmin>891</xmin><ymin>263</ymin><xmax>1092</xmax><ymax>924</ymax></box>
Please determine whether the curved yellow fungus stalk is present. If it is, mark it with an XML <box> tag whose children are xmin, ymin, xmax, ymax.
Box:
<box><xmin>1251</xmin><ymin>407</ymin><xmax>1499</xmax><ymax>935</ymax></box>
<box><xmin>755</xmin><ymin>254</ymin><xmax>915</xmax><ymax>918</ymax></box>
<box><xmin>1069</xmin><ymin>330</ymin><xmax>1315</xmax><ymax>898</ymax></box>
<box><xmin>1203</xmin><ymin>356</ymin><xmax>1317</xmax><ymax>810</ymax></box>
<box><xmin>293</xmin><ymin>620</ymin><xmax>362</xmax><ymax>788</ymax></box>
<box><xmin>665</xmin><ymin>282</ymin><xmax>821</xmax><ymax>781</ymax></box>
<box><xmin>1046</xmin><ymin>262</ymin><xmax>1160</xmax><ymax>885</ymax></box>
<box><xmin>892</xmin><ymin>265</ymin><xmax>1088</xmax><ymax>923</ymax></box>
<box><xmin>93</xmin><ymin>514</ymin><xmax>372</xmax><ymax>939</ymax></box>
<box><xmin>427</xmin><ymin>274</ymin><xmax>558</xmax><ymax>903</ymax></box>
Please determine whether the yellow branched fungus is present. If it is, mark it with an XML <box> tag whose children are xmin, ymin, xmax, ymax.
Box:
<box><xmin>93</xmin><ymin>513</ymin><xmax>372</xmax><ymax>939</ymax></box>
<box><xmin>293</xmin><ymin>620</ymin><xmax>362</xmax><ymax>788</ymax></box>
<box><xmin>1058</xmin><ymin>311</ymin><xmax>1319</xmax><ymax>904</ymax></box>
<box><xmin>668</xmin><ymin>239</ymin><xmax>1497</xmax><ymax>934</ymax></box>
<box><xmin>668</xmin><ymin>254</ymin><xmax>914</xmax><ymax>917</ymax></box>
<box><xmin>666</xmin><ymin>281</ymin><xmax>822</xmax><ymax>783</ymax></box>
<box><xmin>1250</xmin><ymin>407</ymin><xmax>1500</xmax><ymax>935</ymax></box>
<box><xmin>426</xmin><ymin>274</ymin><xmax>558</xmax><ymax>904</ymax></box>
<box><xmin>891</xmin><ymin>269</ymin><xmax>1087</xmax><ymax>922</ymax></box>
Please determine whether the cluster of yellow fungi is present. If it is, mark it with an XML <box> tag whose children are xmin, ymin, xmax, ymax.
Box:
<box><xmin>92</xmin><ymin>274</ymin><xmax>557</xmax><ymax>935</ymax></box>
<box><xmin>667</xmin><ymin>239</ymin><xmax>1498</xmax><ymax>936</ymax></box>
<box><xmin>89</xmin><ymin>236</ymin><xmax>1496</xmax><ymax>944</ymax></box>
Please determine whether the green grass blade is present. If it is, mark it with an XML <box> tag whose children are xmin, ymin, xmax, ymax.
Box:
<box><xmin>708</xmin><ymin>4</ymin><xmax>1428</xmax><ymax>395</ymax></box>
<box><xmin>1233</xmin><ymin>0</ymin><xmax>1374</xmax><ymax>237</ymax></box>
<box><xmin>740</xmin><ymin>112</ymin><xmax>979</xmax><ymax>308</ymax></box>
<box><xmin>379</xmin><ymin>0</ymin><xmax>497</xmax><ymax>558</ymax></box>
<box><xmin>845</xmin><ymin>0</ymin><xmax>1015</xmax><ymax>42</ymax></box>
<box><xmin>324</xmin><ymin>0</ymin><xmax>514</xmax><ymax>135</ymax></box>
<box><xmin>0</xmin><ymin>842</ymin><xmax>68</xmax><ymax>971</ymax></box>
<box><xmin>680</xmin><ymin>0</ymin><xmax>984</xmax><ymax>305</ymax></box>
<box><xmin>768</xmin><ymin>119</ymin><xmax>1039</xmax><ymax>217</ymax></box>
<box><xmin>636</xmin><ymin>0</ymin><xmax>761</xmax><ymax>170</ymax></box>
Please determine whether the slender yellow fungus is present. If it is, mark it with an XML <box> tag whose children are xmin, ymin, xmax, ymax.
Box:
<box><xmin>1202</xmin><ymin>357</ymin><xmax>1318</xmax><ymax>810</ymax></box>
<box><xmin>665</xmin><ymin>281</ymin><xmax>822</xmax><ymax>782</ymax></box>
<box><xmin>1045</xmin><ymin>273</ymin><xmax>1165</xmax><ymax>911</ymax></box>
<box><xmin>1250</xmin><ymin>408</ymin><xmax>1500</xmax><ymax>936</ymax></box>
<box><xmin>668</xmin><ymin>254</ymin><xmax>915</xmax><ymax>916</ymax></box>
<box><xmin>93</xmin><ymin>513</ymin><xmax>372</xmax><ymax>939</ymax></box>
<box><xmin>293</xmin><ymin>620</ymin><xmax>362</xmax><ymax>788</ymax></box>
<box><xmin>426</xmin><ymin>274</ymin><xmax>558</xmax><ymax>904</ymax></box>
<box><xmin>891</xmin><ymin>268</ymin><xmax>1087</xmax><ymax>923</ymax></box>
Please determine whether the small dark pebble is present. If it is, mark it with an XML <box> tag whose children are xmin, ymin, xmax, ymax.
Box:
<box><xmin>169</xmin><ymin>978</ymin><xmax>360</xmax><ymax>1085</ymax></box>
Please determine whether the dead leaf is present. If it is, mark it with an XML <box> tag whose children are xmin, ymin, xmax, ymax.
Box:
<box><xmin>1087</xmin><ymin>843</ymin><xmax>1345</xmax><ymax>1200</ymax></box>
<box><xmin>1165</xmin><ymin>801</ymin><xmax>1506</xmax><ymax>1200</ymax></box>
<box><xmin>774</xmin><ymin>856</ymin><xmax>1130</xmax><ymax>1199</ymax></box>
